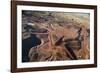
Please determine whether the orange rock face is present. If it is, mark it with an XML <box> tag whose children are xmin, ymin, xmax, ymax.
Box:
<box><xmin>28</xmin><ymin>25</ymin><xmax>90</xmax><ymax>62</ymax></box>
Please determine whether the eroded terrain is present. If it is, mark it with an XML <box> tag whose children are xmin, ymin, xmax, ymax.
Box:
<box><xmin>22</xmin><ymin>11</ymin><xmax>90</xmax><ymax>62</ymax></box>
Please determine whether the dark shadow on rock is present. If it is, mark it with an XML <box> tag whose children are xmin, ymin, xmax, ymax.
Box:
<box><xmin>22</xmin><ymin>34</ymin><xmax>41</xmax><ymax>62</ymax></box>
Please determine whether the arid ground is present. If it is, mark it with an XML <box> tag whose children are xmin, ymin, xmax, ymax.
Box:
<box><xmin>22</xmin><ymin>11</ymin><xmax>90</xmax><ymax>62</ymax></box>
